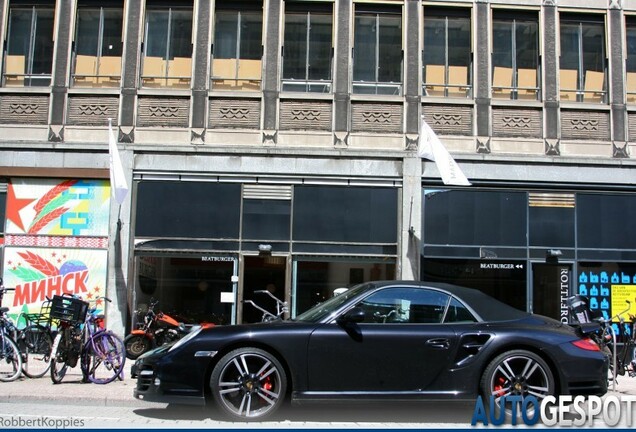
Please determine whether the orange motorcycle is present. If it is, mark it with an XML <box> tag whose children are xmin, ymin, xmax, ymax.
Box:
<box><xmin>124</xmin><ymin>299</ymin><xmax>193</xmax><ymax>359</ymax></box>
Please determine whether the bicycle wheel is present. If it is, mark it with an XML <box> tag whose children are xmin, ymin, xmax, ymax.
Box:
<box><xmin>0</xmin><ymin>335</ymin><xmax>23</xmax><ymax>382</ymax></box>
<box><xmin>83</xmin><ymin>331</ymin><xmax>126</xmax><ymax>384</ymax></box>
<box><xmin>19</xmin><ymin>325</ymin><xmax>52</xmax><ymax>378</ymax></box>
<box><xmin>50</xmin><ymin>332</ymin><xmax>69</xmax><ymax>384</ymax></box>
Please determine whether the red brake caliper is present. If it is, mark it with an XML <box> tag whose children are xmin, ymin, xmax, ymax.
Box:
<box><xmin>493</xmin><ymin>376</ymin><xmax>506</xmax><ymax>397</ymax></box>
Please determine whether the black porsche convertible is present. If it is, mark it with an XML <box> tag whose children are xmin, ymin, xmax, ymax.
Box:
<box><xmin>132</xmin><ymin>281</ymin><xmax>608</xmax><ymax>421</ymax></box>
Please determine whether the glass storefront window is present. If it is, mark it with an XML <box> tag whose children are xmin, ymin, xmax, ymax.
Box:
<box><xmin>135</xmin><ymin>255</ymin><xmax>235</xmax><ymax>325</ymax></box>
<box><xmin>421</xmin><ymin>258</ymin><xmax>527</xmax><ymax>311</ymax></box>
<box><xmin>293</xmin><ymin>259</ymin><xmax>395</xmax><ymax>316</ymax></box>
<box><xmin>578</xmin><ymin>262</ymin><xmax>636</xmax><ymax>337</ymax></box>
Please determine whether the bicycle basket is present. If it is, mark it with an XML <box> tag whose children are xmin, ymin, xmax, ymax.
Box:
<box><xmin>50</xmin><ymin>295</ymin><xmax>89</xmax><ymax>324</ymax></box>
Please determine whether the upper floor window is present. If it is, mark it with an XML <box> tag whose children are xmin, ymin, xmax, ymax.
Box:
<box><xmin>3</xmin><ymin>2</ymin><xmax>54</xmax><ymax>87</ymax></box>
<box><xmin>353</xmin><ymin>5</ymin><xmax>402</xmax><ymax>95</ymax></box>
<box><xmin>282</xmin><ymin>2</ymin><xmax>333</xmax><ymax>93</ymax></box>
<box><xmin>72</xmin><ymin>3</ymin><xmax>123</xmax><ymax>88</ymax></box>
<box><xmin>559</xmin><ymin>14</ymin><xmax>606</xmax><ymax>103</ymax></box>
<box><xmin>141</xmin><ymin>3</ymin><xmax>192</xmax><ymax>89</ymax></box>
<box><xmin>423</xmin><ymin>7</ymin><xmax>471</xmax><ymax>98</ymax></box>
<box><xmin>626</xmin><ymin>18</ymin><xmax>636</xmax><ymax>104</ymax></box>
<box><xmin>492</xmin><ymin>11</ymin><xmax>540</xmax><ymax>101</ymax></box>
<box><xmin>211</xmin><ymin>1</ymin><xmax>263</xmax><ymax>91</ymax></box>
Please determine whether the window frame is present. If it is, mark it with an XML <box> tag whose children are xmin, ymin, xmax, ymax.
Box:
<box><xmin>281</xmin><ymin>3</ymin><xmax>333</xmax><ymax>93</ymax></box>
<box><xmin>140</xmin><ymin>4</ymin><xmax>193</xmax><ymax>89</ymax></box>
<box><xmin>352</xmin><ymin>5</ymin><xmax>403</xmax><ymax>96</ymax></box>
<box><xmin>422</xmin><ymin>6</ymin><xmax>472</xmax><ymax>99</ymax></box>
<box><xmin>558</xmin><ymin>13</ymin><xmax>607</xmax><ymax>103</ymax></box>
<box><xmin>72</xmin><ymin>5</ymin><xmax>123</xmax><ymax>88</ymax></box>
<box><xmin>3</xmin><ymin>3</ymin><xmax>55</xmax><ymax>88</ymax></box>
<box><xmin>211</xmin><ymin>2</ymin><xmax>263</xmax><ymax>92</ymax></box>
<box><xmin>625</xmin><ymin>17</ymin><xmax>636</xmax><ymax>104</ymax></box>
<box><xmin>491</xmin><ymin>11</ymin><xmax>540</xmax><ymax>101</ymax></box>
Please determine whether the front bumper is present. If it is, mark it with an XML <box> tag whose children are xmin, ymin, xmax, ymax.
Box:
<box><xmin>133</xmin><ymin>358</ymin><xmax>206</xmax><ymax>406</ymax></box>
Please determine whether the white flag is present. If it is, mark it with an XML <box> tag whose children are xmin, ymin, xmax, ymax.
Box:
<box><xmin>108</xmin><ymin>119</ymin><xmax>129</xmax><ymax>204</ymax></box>
<box><xmin>418</xmin><ymin>118</ymin><xmax>471</xmax><ymax>186</ymax></box>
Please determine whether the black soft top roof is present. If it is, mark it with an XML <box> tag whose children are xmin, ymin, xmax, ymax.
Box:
<box><xmin>370</xmin><ymin>281</ymin><xmax>530</xmax><ymax>322</ymax></box>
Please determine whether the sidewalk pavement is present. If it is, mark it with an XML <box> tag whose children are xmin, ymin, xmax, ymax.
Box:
<box><xmin>1</xmin><ymin>360</ymin><xmax>635</xmax><ymax>408</ymax></box>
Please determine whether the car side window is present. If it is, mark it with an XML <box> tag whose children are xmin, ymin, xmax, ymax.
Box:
<box><xmin>443</xmin><ymin>297</ymin><xmax>477</xmax><ymax>323</ymax></box>
<box><xmin>356</xmin><ymin>287</ymin><xmax>450</xmax><ymax>324</ymax></box>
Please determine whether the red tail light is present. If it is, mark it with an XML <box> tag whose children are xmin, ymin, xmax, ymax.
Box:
<box><xmin>572</xmin><ymin>338</ymin><xmax>600</xmax><ymax>351</ymax></box>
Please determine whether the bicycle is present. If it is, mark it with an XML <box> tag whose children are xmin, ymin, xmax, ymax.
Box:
<box><xmin>16</xmin><ymin>297</ymin><xmax>54</xmax><ymax>378</ymax></box>
<box><xmin>568</xmin><ymin>295</ymin><xmax>635</xmax><ymax>385</ymax></box>
<box><xmin>50</xmin><ymin>294</ymin><xmax>125</xmax><ymax>384</ymax></box>
<box><xmin>0</xmin><ymin>281</ymin><xmax>22</xmax><ymax>382</ymax></box>
<box><xmin>243</xmin><ymin>290</ymin><xmax>289</xmax><ymax>322</ymax></box>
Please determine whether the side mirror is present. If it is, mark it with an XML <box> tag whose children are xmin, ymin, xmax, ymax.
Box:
<box><xmin>337</xmin><ymin>307</ymin><xmax>365</xmax><ymax>325</ymax></box>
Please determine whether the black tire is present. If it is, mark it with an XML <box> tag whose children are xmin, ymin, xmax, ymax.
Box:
<box><xmin>210</xmin><ymin>347</ymin><xmax>287</xmax><ymax>421</ymax></box>
<box><xmin>50</xmin><ymin>333</ymin><xmax>68</xmax><ymax>384</ymax></box>
<box><xmin>0</xmin><ymin>336</ymin><xmax>22</xmax><ymax>382</ymax></box>
<box><xmin>480</xmin><ymin>349</ymin><xmax>555</xmax><ymax>416</ymax></box>
<box><xmin>124</xmin><ymin>334</ymin><xmax>152</xmax><ymax>359</ymax></box>
<box><xmin>20</xmin><ymin>325</ymin><xmax>52</xmax><ymax>378</ymax></box>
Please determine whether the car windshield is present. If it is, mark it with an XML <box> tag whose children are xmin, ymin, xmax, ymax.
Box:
<box><xmin>294</xmin><ymin>283</ymin><xmax>370</xmax><ymax>323</ymax></box>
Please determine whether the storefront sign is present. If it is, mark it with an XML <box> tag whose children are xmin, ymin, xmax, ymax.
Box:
<box><xmin>202</xmin><ymin>256</ymin><xmax>234</xmax><ymax>262</ymax></box>
<box><xmin>2</xmin><ymin>247</ymin><xmax>108</xmax><ymax>316</ymax></box>
<box><xmin>610</xmin><ymin>284</ymin><xmax>636</xmax><ymax>320</ymax></box>
<box><xmin>559</xmin><ymin>267</ymin><xmax>570</xmax><ymax>324</ymax></box>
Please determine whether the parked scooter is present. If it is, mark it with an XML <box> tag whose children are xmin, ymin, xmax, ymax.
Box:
<box><xmin>124</xmin><ymin>299</ymin><xmax>190</xmax><ymax>359</ymax></box>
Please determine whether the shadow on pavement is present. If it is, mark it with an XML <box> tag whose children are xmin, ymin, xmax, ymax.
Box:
<box><xmin>133</xmin><ymin>400</ymin><xmax>476</xmax><ymax>424</ymax></box>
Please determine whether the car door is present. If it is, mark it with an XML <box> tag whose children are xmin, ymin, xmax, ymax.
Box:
<box><xmin>306</xmin><ymin>286</ymin><xmax>458</xmax><ymax>393</ymax></box>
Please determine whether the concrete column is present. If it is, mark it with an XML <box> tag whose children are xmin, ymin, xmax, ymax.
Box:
<box><xmin>333</xmin><ymin>0</ymin><xmax>351</xmax><ymax>136</ymax></box>
<box><xmin>399</xmin><ymin>156</ymin><xmax>422</xmax><ymax>281</ymax></box>
<box><xmin>474</xmin><ymin>1</ymin><xmax>490</xmax><ymax>138</ymax></box>
<box><xmin>262</xmin><ymin>0</ymin><xmax>281</xmax><ymax>132</ymax></box>
<box><xmin>609</xmin><ymin>5</ymin><xmax>627</xmax><ymax>150</ymax></box>
<box><xmin>119</xmin><ymin>0</ymin><xmax>143</xmax><ymax>138</ymax></box>
<box><xmin>542</xmin><ymin>3</ymin><xmax>559</xmax><ymax>142</ymax></box>
<box><xmin>404</xmin><ymin>0</ymin><xmax>420</xmax><ymax>135</ymax></box>
<box><xmin>48</xmin><ymin>0</ymin><xmax>74</xmax><ymax>140</ymax></box>
<box><xmin>192</xmin><ymin>0</ymin><xmax>211</xmax><ymax>134</ymax></box>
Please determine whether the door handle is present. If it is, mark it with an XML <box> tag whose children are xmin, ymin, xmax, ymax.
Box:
<box><xmin>425</xmin><ymin>338</ymin><xmax>450</xmax><ymax>349</ymax></box>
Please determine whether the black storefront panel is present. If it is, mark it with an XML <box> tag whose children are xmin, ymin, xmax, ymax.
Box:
<box><xmin>135</xmin><ymin>181</ymin><xmax>241</xmax><ymax>238</ymax></box>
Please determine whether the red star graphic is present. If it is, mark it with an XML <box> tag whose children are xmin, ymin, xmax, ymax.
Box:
<box><xmin>86</xmin><ymin>292</ymin><xmax>93</xmax><ymax>299</ymax></box>
<box><xmin>5</xmin><ymin>183</ymin><xmax>34</xmax><ymax>232</ymax></box>
<box><xmin>96</xmin><ymin>299</ymin><xmax>103</xmax><ymax>306</ymax></box>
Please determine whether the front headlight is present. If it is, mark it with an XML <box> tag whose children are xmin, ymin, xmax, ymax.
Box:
<box><xmin>168</xmin><ymin>325</ymin><xmax>203</xmax><ymax>353</ymax></box>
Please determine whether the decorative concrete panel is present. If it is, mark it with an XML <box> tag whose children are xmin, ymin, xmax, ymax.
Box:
<box><xmin>67</xmin><ymin>95</ymin><xmax>119</xmax><ymax>125</ymax></box>
<box><xmin>422</xmin><ymin>104</ymin><xmax>473</xmax><ymax>135</ymax></box>
<box><xmin>628</xmin><ymin>112</ymin><xmax>636</xmax><ymax>142</ymax></box>
<box><xmin>138</xmin><ymin>97</ymin><xmax>190</xmax><ymax>127</ymax></box>
<box><xmin>561</xmin><ymin>110</ymin><xmax>610</xmax><ymax>140</ymax></box>
<box><xmin>0</xmin><ymin>94</ymin><xmax>49</xmax><ymax>124</ymax></box>
<box><xmin>209</xmin><ymin>98</ymin><xmax>261</xmax><ymax>129</ymax></box>
<box><xmin>280</xmin><ymin>100</ymin><xmax>332</xmax><ymax>131</ymax></box>
<box><xmin>493</xmin><ymin>107</ymin><xmax>543</xmax><ymax>138</ymax></box>
<box><xmin>351</xmin><ymin>102</ymin><xmax>402</xmax><ymax>133</ymax></box>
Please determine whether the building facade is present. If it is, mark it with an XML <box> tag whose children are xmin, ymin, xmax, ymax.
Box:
<box><xmin>1</xmin><ymin>0</ymin><xmax>636</xmax><ymax>334</ymax></box>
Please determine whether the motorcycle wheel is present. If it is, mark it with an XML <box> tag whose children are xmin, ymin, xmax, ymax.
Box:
<box><xmin>124</xmin><ymin>334</ymin><xmax>151</xmax><ymax>360</ymax></box>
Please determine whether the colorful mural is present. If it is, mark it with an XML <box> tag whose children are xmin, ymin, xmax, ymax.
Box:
<box><xmin>2</xmin><ymin>178</ymin><xmax>112</xmax><ymax>319</ymax></box>
<box><xmin>5</xmin><ymin>179</ymin><xmax>110</xmax><ymax>236</ymax></box>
